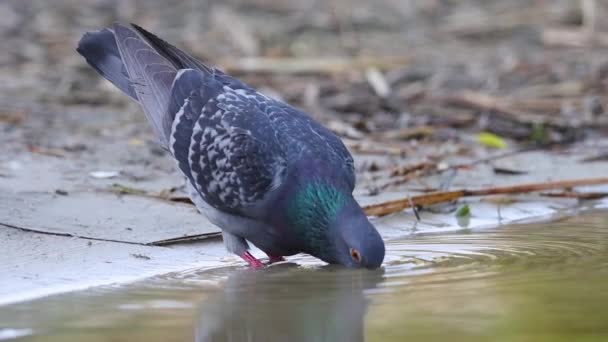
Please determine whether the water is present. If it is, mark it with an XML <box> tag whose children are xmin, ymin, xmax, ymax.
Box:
<box><xmin>2</xmin><ymin>211</ymin><xmax>608</xmax><ymax>341</ymax></box>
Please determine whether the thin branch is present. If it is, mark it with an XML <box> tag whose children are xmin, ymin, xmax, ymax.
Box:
<box><xmin>0</xmin><ymin>222</ymin><xmax>150</xmax><ymax>246</ymax></box>
<box><xmin>363</xmin><ymin>177</ymin><xmax>608</xmax><ymax>217</ymax></box>
<box><xmin>149</xmin><ymin>233</ymin><xmax>222</xmax><ymax>246</ymax></box>
<box><xmin>220</xmin><ymin>56</ymin><xmax>410</xmax><ymax>74</ymax></box>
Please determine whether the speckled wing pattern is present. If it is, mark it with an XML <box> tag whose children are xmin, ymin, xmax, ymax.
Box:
<box><xmin>168</xmin><ymin>69</ymin><xmax>288</xmax><ymax>214</ymax></box>
<box><xmin>167</xmin><ymin>69</ymin><xmax>355</xmax><ymax>216</ymax></box>
<box><xmin>267</xmin><ymin>103</ymin><xmax>356</xmax><ymax>191</ymax></box>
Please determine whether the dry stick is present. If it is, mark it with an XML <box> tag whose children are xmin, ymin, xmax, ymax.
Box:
<box><xmin>540</xmin><ymin>191</ymin><xmax>608</xmax><ymax>200</ymax></box>
<box><xmin>542</xmin><ymin>28</ymin><xmax>608</xmax><ymax>48</ymax></box>
<box><xmin>107</xmin><ymin>184</ymin><xmax>195</xmax><ymax>205</ymax></box>
<box><xmin>452</xmin><ymin>147</ymin><xmax>535</xmax><ymax>170</ymax></box>
<box><xmin>150</xmin><ymin>232</ymin><xmax>222</xmax><ymax>246</ymax></box>
<box><xmin>345</xmin><ymin>140</ymin><xmax>412</xmax><ymax>156</ymax></box>
<box><xmin>582</xmin><ymin>0</ymin><xmax>597</xmax><ymax>34</ymax></box>
<box><xmin>0</xmin><ymin>222</ymin><xmax>150</xmax><ymax>246</ymax></box>
<box><xmin>0</xmin><ymin>220</ymin><xmax>220</xmax><ymax>247</ymax></box>
<box><xmin>377</xmin><ymin>169</ymin><xmax>431</xmax><ymax>191</ymax></box>
<box><xmin>378</xmin><ymin>148</ymin><xmax>533</xmax><ymax>190</ymax></box>
<box><xmin>220</xmin><ymin>56</ymin><xmax>409</xmax><ymax>75</ymax></box>
<box><xmin>444</xmin><ymin>90</ymin><xmax>608</xmax><ymax>133</ymax></box>
<box><xmin>363</xmin><ymin>177</ymin><xmax>608</xmax><ymax>217</ymax></box>
<box><xmin>440</xmin><ymin>91</ymin><xmax>571</xmax><ymax>126</ymax></box>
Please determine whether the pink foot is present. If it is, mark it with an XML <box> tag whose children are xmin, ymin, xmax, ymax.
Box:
<box><xmin>268</xmin><ymin>255</ymin><xmax>285</xmax><ymax>264</ymax></box>
<box><xmin>240</xmin><ymin>251</ymin><xmax>264</xmax><ymax>269</ymax></box>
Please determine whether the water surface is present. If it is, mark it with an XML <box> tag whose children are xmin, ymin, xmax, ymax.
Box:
<box><xmin>2</xmin><ymin>211</ymin><xmax>608</xmax><ymax>341</ymax></box>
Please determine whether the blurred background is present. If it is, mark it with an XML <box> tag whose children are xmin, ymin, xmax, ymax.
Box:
<box><xmin>2</xmin><ymin>0</ymin><xmax>608</xmax><ymax>152</ymax></box>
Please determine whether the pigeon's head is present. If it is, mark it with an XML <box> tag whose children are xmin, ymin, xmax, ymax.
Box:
<box><xmin>288</xmin><ymin>182</ymin><xmax>385</xmax><ymax>269</ymax></box>
<box><xmin>329</xmin><ymin>200</ymin><xmax>385</xmax><ymax>269</ymax></box>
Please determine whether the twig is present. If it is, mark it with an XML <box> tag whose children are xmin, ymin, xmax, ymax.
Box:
<box><xmin>375</xmin><ymin>126</ymin><xmax>435</xmax><ymax>141</ymax></box>
<box><xmin>389</xmin><ymin>162</ymin><xmax>436</xmax><ymax>177</ymax></box>
<box><xmin>510</xmin><ymin>82</ymin><xmax>585</xmax><ymax>99</ymax></box>
<box><xmin>375</xmin><ymin>162</ymin><xmax>436</xmax><ymax>190</ymax></box>
<box><xmin>539</xmin><ymin>191</ymin><xmax>608</xmax><ymax>200</ymax></box>
<box><xmin>219</xmin><ymin>56</ymin><xmax>409</xmax><ymax>74</ymax></box>
<box><xmin>580</xmin><ymin>151</ymin><xmax>608</xmax><ymax>163</ymax></box>
<box><xmin>149</xmin><ymin>233</ymin><xmax>222</xmax><ymax>246</ymax></box>
<box><xmin>0</xmin><ymin>221</ymin><xmax>220</xmax><ymax>247</ymax></box>
<box><xmin>344</xmin><ymin>139</ymin><xmax>413</xmax><ymax>156</ymax></box>
<box><xmin>27</xmin><ymin>145</ymin><xmax>67</xmax><ymax>158</ymax></box>
<box><xmin>451</xmin><ymin>148</ymin><xmax>535</xmax><ymax>170</ymax></box>
<box><xmin>439</xmin><ymin>91</ymin><xmax>592</xmax><ymax>129</ymax></box>
<box><xmin>542</xmin><ymin>28</ymin><xmax>608</xmax><ymax>48</ymax></box>
<box><xmin>408</xmin><ymin>195</ymin><xmax>420</xmax><ymax>221</ymax></box>
<box><xmin>582</xmin><ymin>0</ymin><xmax>597</xmax><ymax>35</ymax></box>
<box><xmin>365</xmin><ymin>67</ymin><xmax>391</xmax><ymax>98</ymax></box>
<box><xmin>106</xmin><ymin>183</ymin><xmax>194</xmax><ymax>205</ymax></box>
<box><xmin>363</xmin><ymin>177</ymin><xmax>608</xmax><ymax>216</ymax></box>
<box><xmin>373</xmin><ymin>149</ymin><xmax>532</xmax><ymax>190</ymax></box>
<box><xmin>0</xmin><ymin>222</ymin><xmax>150</xmax><ymax>246</ymax></box>
<box><xmin>326</xmin><ymin>120</ymin><xmax>365</xmax><ymax>139</ymax></box>
<box><xmin>0</xmin><ymin>108</ymin><xmax>27</xmax><ymax>125</ymax></box>
<box><xmin>441</xmin><ymin>91</ymin><xmax>547</xmax><ymax>122</ymax></box>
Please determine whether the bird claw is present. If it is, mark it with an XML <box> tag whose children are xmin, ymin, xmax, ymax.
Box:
<box><xmin>240</xmin><ymin>251</ymin><xmax>265</xmax><ymax>269</ymax></box>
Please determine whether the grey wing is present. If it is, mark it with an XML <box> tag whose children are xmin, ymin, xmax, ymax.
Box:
<box><xmin>269</xmin><ymin>103</ymin><xmax>356</xmax><ymax>191</ymax></box>
<box><xmin>168</xmin><ymin>69</ymin><xmax>286</xmax><ymax>216</ymax></box>
<box><xmin>303</xmin><ymin>113</ymin><xmax>356</xmax><ymax>190</ymax></box>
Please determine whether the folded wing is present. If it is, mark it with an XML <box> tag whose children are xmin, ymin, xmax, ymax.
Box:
<box><xmin>168</xmin><ymin>69</ymin><xmax>287</xmax><ymax>216</ymax></box>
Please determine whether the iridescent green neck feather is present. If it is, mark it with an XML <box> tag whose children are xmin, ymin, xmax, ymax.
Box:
<box><xmin>287</xmin><ymin>182</ymin><xmax>348</xmax><ymax>256</ymax></box>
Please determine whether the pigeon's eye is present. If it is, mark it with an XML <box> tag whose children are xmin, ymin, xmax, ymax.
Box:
<box><xmin>350</xmin><ymin>248</ymin><xmax>361</xmax><ymax>263</ymax></box>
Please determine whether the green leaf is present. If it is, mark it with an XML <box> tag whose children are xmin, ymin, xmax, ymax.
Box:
<box><xmin>530</xmin><ymin>123</ymin><xmax>548</xmax><ymax>145</ymax></box>
<box><xmin>455</xmin><ymin>204</ymin><xmax>471</xmax><ymax>218</ymax></box>
<box><xmin>456</xmin><ymin>204</ymin><xmax>471</xmax><ymax>228</ymax></box>
<box><xmin>477</xmin><ymin>132</ymin><xmax>507</xmax><ymax>149</ymax></box>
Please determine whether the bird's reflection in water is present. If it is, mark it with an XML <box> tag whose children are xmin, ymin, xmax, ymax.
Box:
<box><xmin>195</xmin><ymin>263</ymin><xmax>384</xmax><ymax>342</ymax></box>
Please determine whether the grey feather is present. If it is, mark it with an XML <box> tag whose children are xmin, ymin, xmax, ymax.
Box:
<box><xmin>265</xmin><ymin>102</ymin><xmax>356</xmax><ymax>191</ymax></box>
<box><xmin>130</xmin><ymin>23</ymin><xmax>213</xmax><ymax>73</ymax></box>
<box><xmin>167</xmin><ymin>69</ymin><xmax>287</xmax><ymax>216</ymax></box>
<box><xmin>113</xmin><ymin>23</ymin><xmax>177</xmax><ymax>147</ymax></box>
<box><xmin>76</xmin><ymin>28</ymin><xmax>137</xmax><ymax>100</ymax></box>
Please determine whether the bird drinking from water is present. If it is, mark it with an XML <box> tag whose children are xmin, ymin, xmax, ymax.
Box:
<box><xmin>77</xmin><ymin>23</ymin><xmax>385</xmax><ymax>269</ymax></box>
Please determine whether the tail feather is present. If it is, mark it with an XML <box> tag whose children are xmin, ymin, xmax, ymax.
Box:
<box><xmin>76</xmin><ymin>22</ymin><xmax>217</xmax><ymax>148</ymax></box>
<box><xmin>130</xmin><ymin>24</ymin><xmax>213</xmax><ymax>73</ymax></box>
<box><xmin>76</xmin><ymin>28</ymin><xmax>137</xmax><ymax>100</ymax></box>
<box><xmin>112</xmin><ymin>23</ymin><xmax>177</xmax><ymax>147</ymax></box>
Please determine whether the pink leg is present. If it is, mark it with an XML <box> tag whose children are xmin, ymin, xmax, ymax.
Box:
<box><xmin>268</xmin><ymin>255</ymin><xmax>285</xmax><ymax>264</ymax></box>
<box><xmin>240</xmin><ymin>251</ymin><xmax>264</xmax><ymax>269</ymax></box>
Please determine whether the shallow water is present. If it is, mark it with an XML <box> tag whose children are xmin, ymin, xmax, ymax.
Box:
<box><xmin>2</xmin><ymin>211</ymin><xmax>608</xmax><ymax>341</ymax></box>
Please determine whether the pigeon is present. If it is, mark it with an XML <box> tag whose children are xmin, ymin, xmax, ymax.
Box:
<box><xmin>77</xmin><ymin>23</ymin><xmax>385</xmax><ymax>269</ymax></box>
